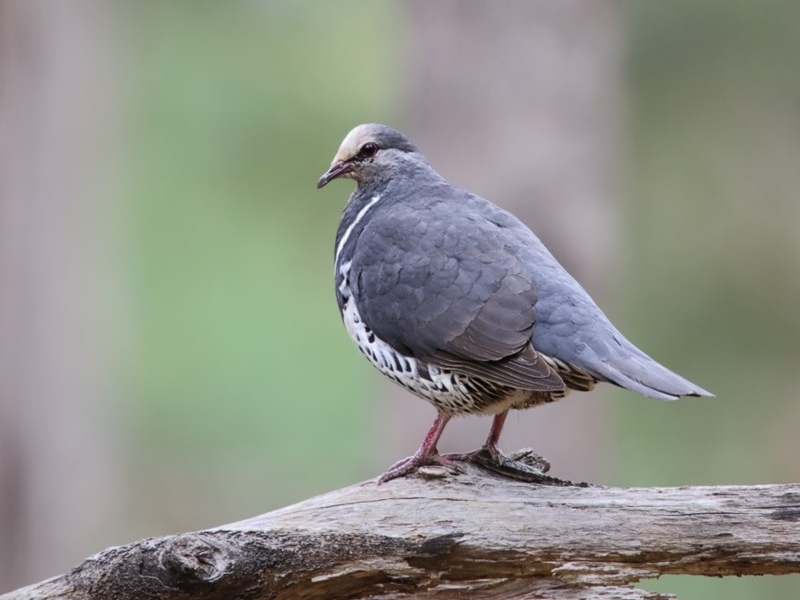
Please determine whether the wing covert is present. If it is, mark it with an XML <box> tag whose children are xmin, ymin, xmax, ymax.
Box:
<box><xmin>351</xmin><ymin>201</ymin><xmax>563</xmax><ymax>392</ymax></box>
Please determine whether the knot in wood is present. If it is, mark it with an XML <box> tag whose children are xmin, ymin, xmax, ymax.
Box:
<box><xmin>159</xmin><ymin>533</ymin><xmax>230</xmax><ymax>583</ymax></box>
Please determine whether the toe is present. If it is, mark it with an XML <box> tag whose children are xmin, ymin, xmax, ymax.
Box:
<box><xmin>378</xmin><ymin>452</ymin><xmax>462</xmax><ymax>484</ymax></box>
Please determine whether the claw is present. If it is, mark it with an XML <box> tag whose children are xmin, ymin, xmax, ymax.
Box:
<box><xmin>377</xmin><ymin>413</ymin><xmax>455</xmax><ymax>484</ymax></box>
<box><xmin>378</xmin><ymin>452</ymin><xmax>462</xmax><ymax>484</ymax></box>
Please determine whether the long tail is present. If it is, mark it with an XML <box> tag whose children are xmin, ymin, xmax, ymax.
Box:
<box><xmin>589</xmin><ymin>343</ymin><xmax>713</xmax><ymax>400</ymax></box>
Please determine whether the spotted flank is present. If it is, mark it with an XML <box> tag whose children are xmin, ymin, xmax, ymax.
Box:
<box><xmin>541</xmin><ymin>354</ymin><xmax>598</xmax><ymax>397</ymax></box>
<box><xmin>337</xmin><ymin>260</ymin><xmax>554</xmax><ymax>416</ymax></box>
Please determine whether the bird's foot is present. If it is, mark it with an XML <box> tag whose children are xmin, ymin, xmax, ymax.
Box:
<box><xmin>446</xmin><ymin>446</ymin><xmax>586</xmax><ymax>487</ymax></box>
<box><xmin>378</xmin><ymin>451</ymin><xmax>463</xmax><ymax>484</ymax></box>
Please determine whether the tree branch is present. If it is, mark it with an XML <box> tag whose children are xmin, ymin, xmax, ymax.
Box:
<box><xmin>3</xmin><ymin>461</ymin><xmax>799</xmax><ymax>599</ymax></box>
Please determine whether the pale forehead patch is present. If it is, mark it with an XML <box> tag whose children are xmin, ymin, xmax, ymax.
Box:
<box><xmin>332</xmin><ymin>124</ymin><xmax>379</xmax><ymax>164</ymax></box>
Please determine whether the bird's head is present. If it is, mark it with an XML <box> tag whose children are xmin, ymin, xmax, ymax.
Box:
<box><xmin>317</xmin><ymin>123</ymin><xmax>419</xmax><ymax>189</ymax></box>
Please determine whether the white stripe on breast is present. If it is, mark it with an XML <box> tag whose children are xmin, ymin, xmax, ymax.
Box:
<box><xmin>334</xmin><ymin>194</ymin><xmax>381</xmax><ymax>269</ymax></box>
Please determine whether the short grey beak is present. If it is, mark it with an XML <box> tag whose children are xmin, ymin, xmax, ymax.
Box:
<box><xmin>317</xmin><ymin>160</ymin><xmax>352</xmax><ymax>189</ymax></box>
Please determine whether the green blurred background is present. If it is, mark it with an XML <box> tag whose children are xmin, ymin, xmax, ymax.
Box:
<box><xmin>1</xmin><ymin>1</ymin><xmax>799</xmax><ymax>598</ymax></box>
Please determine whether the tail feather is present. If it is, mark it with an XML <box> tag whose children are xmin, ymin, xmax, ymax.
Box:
<box><xmin>591</xmin><ymin>350</ymin><xmax>714</xmax><ymax>400</ymax></box>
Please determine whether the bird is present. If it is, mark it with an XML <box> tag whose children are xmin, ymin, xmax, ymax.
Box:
<box><xmin>317</xmin><ymin>123</ymin><xmax>712</xmax><ymax>484</ymax></box>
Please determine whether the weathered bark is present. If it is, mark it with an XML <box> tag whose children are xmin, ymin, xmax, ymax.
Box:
<box><xmin>3</xmin><ymin>464</ymin><xmax>798</xmax><ymax>600</ymax></box>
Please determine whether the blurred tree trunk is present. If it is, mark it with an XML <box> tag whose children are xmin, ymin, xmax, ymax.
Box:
<box><xmin>377</xmin><ymin>0</ymin><xmax>625</xmax><ymax>481</ymax></box>
<box><xmin>0</xmin><ymin>0</ymin><xmax>125</xmax><ymax>591</ymax></box>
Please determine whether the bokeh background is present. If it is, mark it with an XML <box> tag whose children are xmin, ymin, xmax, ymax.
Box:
<box><xmin>1</xmin><ymin>1</ymin><xmax>799</xmax><ymax>598</ymax></box>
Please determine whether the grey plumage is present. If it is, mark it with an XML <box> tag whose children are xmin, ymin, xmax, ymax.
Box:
<box><xmin>319</xmin><ymin>123</ymin><xmax>712</xmax><ymax>482</ymax></box>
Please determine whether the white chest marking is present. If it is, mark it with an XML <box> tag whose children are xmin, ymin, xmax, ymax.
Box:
<box><xmin>334</xmin><ymin>193</ymin><xmax>381</xmax><ymax>270</ymax></box>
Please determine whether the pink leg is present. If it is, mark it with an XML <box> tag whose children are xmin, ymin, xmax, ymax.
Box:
<box><xmin>483</xmin><ymin>411</ymin><xmax>508</xmax><ymax>457</ymax></box>
<box><xmin>445</xmin><ymin>410</ymin><xmax>509</xmax><ymax>462</ymax></box>
<box><xmin>378</xmin><ymin>413</ymin><xmax>461</xmax><ymax>484</ymax></box>
<box><xmin>445</xmin><ymin>410</ymin><xmax>560</xmax><ymax>483</ymax></box>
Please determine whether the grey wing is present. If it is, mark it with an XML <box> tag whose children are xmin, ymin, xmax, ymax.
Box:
<box><xmin>351</xmin><ymin>203</ymin><xmax>564</xmax><ymax>392</ymax></box>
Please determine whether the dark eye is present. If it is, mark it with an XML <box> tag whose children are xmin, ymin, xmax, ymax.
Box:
<box><xmin>357</xmin><ymin>142</ymin><xmax>379</xmax><ymax>159</ymax></box>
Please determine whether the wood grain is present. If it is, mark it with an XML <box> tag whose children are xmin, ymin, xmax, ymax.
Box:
<box><xmin>3</xmin><ymin>463</ymin><xmax>799</xmax><ymax>599</ymax></box>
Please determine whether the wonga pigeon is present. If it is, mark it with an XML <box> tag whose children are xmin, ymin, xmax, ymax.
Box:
<box><xmin>317</xmin><ymin>123</ymin><xmax>712</xmax><ymax>484</ymax></box>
